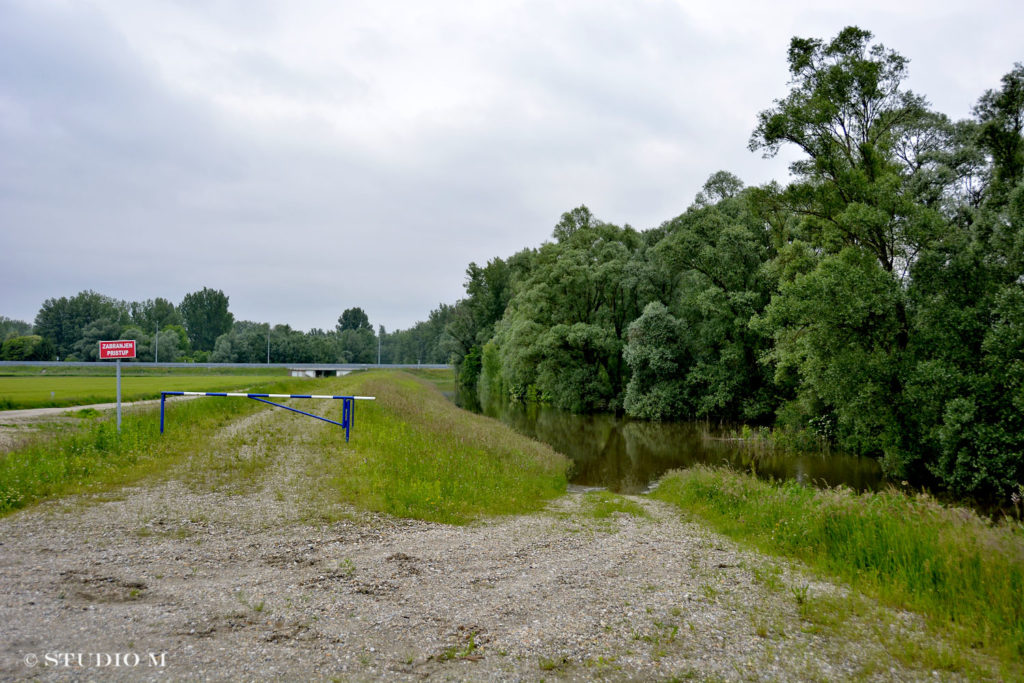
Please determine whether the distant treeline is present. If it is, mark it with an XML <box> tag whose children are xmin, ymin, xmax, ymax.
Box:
<box><xmin>440</xmin><ymin>27</ymin><xmax>1023</xmax><ymax>503</ymax></box>
<box><xmin>1</xmin><ymin>289</ymin><xmax>454</xmax><ymax>366</ymax></box>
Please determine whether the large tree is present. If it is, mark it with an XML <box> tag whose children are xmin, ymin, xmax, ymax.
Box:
<box><xmin>129</xmin><ymin>297</ymin><xmax>183</xmax><ymax>333</ymax></box>
<box><xmin>749</xmin><ymin>26</ymin><xmax>940</xmax><ymax>278</ymax></box>
<box><xmin>179</xmin><ymin>288</ymin><xmax>234</xmax><ymax>352</ymax></box>
<box><xmin>494</xmin><ymin>217</ymin><xmax>655</xmax><ymax>412</ymax></box>
<box><xmin>34</xmin><ymin>290</ymin><xmax>127</xmax><ymax>360</ymax></box>
<box><xmin>747</xmin><ymin>27</ymin><xmax>943</xmax><ymax>462</ymax></box>
<box><xmin>336</xmin><ymin>307</ymin><xmax>372</xmax><ymax>332</ymax></box>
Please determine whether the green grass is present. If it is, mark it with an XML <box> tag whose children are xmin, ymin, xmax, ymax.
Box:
<box><xmin>323</xmin><ymin>371</ymin><xmax>569</xmax><ymax>524</ymax></box>
<box><xmin>0</xmin><ymin>375</ymin><xmax>285</xmax><ymax>410</ymax></box>
<box><xmin>0</xmin><ymin>377</ymin><xmax>331</xmax><ymax>516</ymax></box>
<box><xmin>651</xmin><ymin>466</ymin><xmax>1024</xmax><ymax>673</ymax></box>
<box><xmin>581</xmin><ymin>490</ymin><xmax>651</xmax><ymax>520</ymax></box>
<box><xmin>401</xmin><ymin>367</ymin><xmax>455</xmax><ymax>394</ymax></box>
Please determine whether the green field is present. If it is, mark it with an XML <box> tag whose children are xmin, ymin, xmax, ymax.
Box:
<box><xmin>0</xmin><ymin>375</ymin><xmax>286</xmax><ymax>410</ymax></box>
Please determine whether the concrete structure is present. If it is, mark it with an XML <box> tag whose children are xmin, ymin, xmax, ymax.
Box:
<box><xmin>289</xmin><ymin>368</ymin><xmax>350</xmax><ymax>378</ymax></box>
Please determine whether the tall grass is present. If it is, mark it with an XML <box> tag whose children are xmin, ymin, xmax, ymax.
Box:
<box><xmin>652</xmin><ymin>466</ymin><xmax>1024</xmax><ymax>664</ymax></box>
<box><xmin>0</xmin><ymin>378</ymin><xmax>321</xmax><ymax>516</ymax></box>
<box><xmin>324</xmin><ymin>371</ymin><xmax>569</xmax><ymax>524</ymax></box>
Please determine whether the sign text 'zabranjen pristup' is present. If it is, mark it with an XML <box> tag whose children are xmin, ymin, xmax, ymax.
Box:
<box><xmin>98</xmin><ymin>340</ymin><xmax>137</xmax><ymax>360</ymax></box>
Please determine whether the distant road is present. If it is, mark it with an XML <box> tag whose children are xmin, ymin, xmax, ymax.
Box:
<box><xmin>0</xmin><ymin>398</ymin><xmax>172</xmax><ymax>423</ymax></box>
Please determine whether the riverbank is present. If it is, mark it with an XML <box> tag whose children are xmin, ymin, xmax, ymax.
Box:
<box><xmin>653</xmin><ymin>467</ymin><xmax>1024</xmax><ymax>671</ymax></box>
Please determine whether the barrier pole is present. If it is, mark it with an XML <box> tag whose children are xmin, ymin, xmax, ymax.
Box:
<box><xmin>158</xmin><ymin>392</ymin><xmax>373</xmax><ymax>441</ymax></box>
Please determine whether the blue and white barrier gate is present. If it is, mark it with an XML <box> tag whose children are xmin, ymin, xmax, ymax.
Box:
<box><xmin>159</xmin><ymin>392</ymin><xmax>375</xmax><ymax>442</ymax></box>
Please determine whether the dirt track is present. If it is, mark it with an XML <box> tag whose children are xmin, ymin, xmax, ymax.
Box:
<box><xmin>0</xmin><ymin>403</ymin><xmax>981</xmax><ymax>681</ymax></box>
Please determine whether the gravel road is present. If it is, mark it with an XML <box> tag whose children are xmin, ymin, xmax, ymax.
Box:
<box><xmin>0</xmin><ymin>403</ymin><xmax>976</xmax><ymax>681</ymax></box>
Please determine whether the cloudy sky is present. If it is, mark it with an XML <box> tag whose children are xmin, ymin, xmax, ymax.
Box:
<box><xmin>1</xmin><ymin>0</ymin><xmax>1021</xmax><ymax>332</ymax></box>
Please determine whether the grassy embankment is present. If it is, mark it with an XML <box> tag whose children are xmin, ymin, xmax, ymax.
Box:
<box><xmin>0</xmin><ymin>369</ymin><xmax>568</xmax><ymax>524</ymax></box>
<box><xmin>323</xmin><ymin>370</ymin><xmax>567</xmax><ymax>524</ymax></box>
<box><xmin>0</xmin><ymin>365</ymin><xmax>290</xmax><ymax>410</ymax></box>
<box><xmin>652</xmin><ymin>466</ymin><xmax>1024</xmax><ymax>673</ymax></box>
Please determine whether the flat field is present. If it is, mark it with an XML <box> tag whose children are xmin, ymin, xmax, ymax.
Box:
<box><xmin>0</xmin><ymin>375</ymin><xmax>284</xmax><ymax>410</ymax></box>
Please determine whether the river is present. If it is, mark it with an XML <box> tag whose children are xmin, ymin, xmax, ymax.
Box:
<box><xmin>475</xmin><ymin>398</ymin><xmax>886</xmax><ymax>494</ymax></box>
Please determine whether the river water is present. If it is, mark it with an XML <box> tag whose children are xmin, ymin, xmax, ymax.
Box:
<box><xmin>477</xmin><ymin>399</ymin><xmax>886</xmax><ymax>494</ymax></box>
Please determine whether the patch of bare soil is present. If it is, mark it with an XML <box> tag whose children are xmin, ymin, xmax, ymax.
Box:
<box><xmin>0</xmin><ymin>405</ymin><xmax>976</xmax><ymax>681</ymax></box>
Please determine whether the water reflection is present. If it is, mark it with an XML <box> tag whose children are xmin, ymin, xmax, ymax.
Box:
<box><xmin>480</xmin><ymin>399</ymin><xmax>885</xmax><ymax>494</ymax></box>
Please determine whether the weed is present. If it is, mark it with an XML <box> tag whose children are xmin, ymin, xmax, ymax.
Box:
<box><xmin>438</xmin><ymin>631</ymin><xmax>479</xmax><ymax>661</ymax></box>
<box><xmin>751</xmin><ymin>564</ymin><xmax>784</xmax><ymax>592</ymax></box>
<box><xmin>235</xmin><ymin>591</ymin><xmax>267</xmax><ymax>614</ymax></box>
<box><xmin>581</xmin><ymin>490</ymin><xmax>651</xmax><ymax>520</ymax></box>
<box><xmin>538</xmin><ymin>655</ymin><xmax>569</xmax><ymax>671</ymax></box>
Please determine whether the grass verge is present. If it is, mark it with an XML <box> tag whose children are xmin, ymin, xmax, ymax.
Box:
<box><xmin>651</xmin><ymin>466</ymin><xmax>1024</xmax><ymax>673</ymax></box>
<box><xmin>322</xmin><ymin>371</ymin><xmax>568</xmax><ymax>524</ymax></box>
<box><xmin>0</xmin><ymin>377</ymin><xmax>328</xmax><ymax>516</ymax></box>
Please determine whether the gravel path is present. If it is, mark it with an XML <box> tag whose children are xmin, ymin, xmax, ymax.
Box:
<box><xmin>0</xmin><ymin>404</ymin><xmax>975</xmax><ymax>681</ymax></box>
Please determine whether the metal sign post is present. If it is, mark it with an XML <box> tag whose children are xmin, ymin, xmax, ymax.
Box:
<box><xmin>99</xmin><ymin>339</ymin><xmax>137</xmax><ymax>431</ymax></box>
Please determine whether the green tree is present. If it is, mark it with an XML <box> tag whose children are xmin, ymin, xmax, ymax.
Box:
<box><xmin>71</xmin><ymin>318</ymin><xmax>124</xmax><ymax>362</ymax></box>
<box><xmin>0</xmin><ymin>334</ymin><xmax>55</xmax><ymax>361</ymax></box>
<box><xmin>552</xmin><ymin>205</ymin><xmax>598</xmax><ymax>242</ymax></box>
<box><xmin>337</xmin><ymin>307</ymin><xmax>371</xmax><ymax>332</ymax></box>
<box><xmin>210</xmin><ymin>321</ymin><xmax>271</xmax><ymax>363</ymax></box>
<box><xmin>34</xmin><ymin>290</ymin><xmax>128</xmax><ymax>359</ymax></box>
<box><xmin>754</xmin><ymin>248</ymin><xmax>905</xmax><ymax>458</ymax></box>
<box><xmin>179</xmin><ymin>288</ymin><xmax>234</xmax><ymax>352</ymax></box>
<box><xmin>749</xmin><ymin>26</ymin><xmax>940</xmax><ymax>278</ymax></box>
<box><xmin>154</xmin><ymin>328</ymin><xmax>184</xmax><ymax>363</ymax></box>
<box><xmin>337</xmin><ymin>327</ymin><xmax>376</xmax><ymax>363</ymax></box>
<box><xmin>622</xmin><ymin>302</ymin><xmax>689</xmax><ymax>419</ymax></box>
<box><xmin>129</xmin><ymin>297</ymin><xmax>183</xmax><ymax>332</ymax></box>
<box><xmin>747</xmin><ymin>26</ymin><xmax>958</xmax><ymax>468</ymax></box>
<box><xmin>651</xmin><ymin>178</ymin><xmax>778</xmax><ymax>421</ymax></box>
<box><xmin>494</xmin><ymin>218</ymin><xmax>655</xmax><ymax>412</ymax></box>
<box><xmin>0</xmin><ymin>316</ymin><xmax>32</xmax><ymax>341</ymax></box>
<box><xmin>120</xmin><ymin>326</ymin><xmax>153</xmax><ymax>361</ymax></box>
<box><xmin>974</xmin><ymin>63</ymin><xmax>1024</xmax><ymax>203</ymax></box>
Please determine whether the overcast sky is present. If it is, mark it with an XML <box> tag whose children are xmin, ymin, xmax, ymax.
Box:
<box><xmin>1</xmin><ymin>0</ymin><xmax>1021</xmax><ymax>332</ymax></box>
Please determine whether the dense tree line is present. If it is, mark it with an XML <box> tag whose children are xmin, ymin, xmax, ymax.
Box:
<box><xmin>448</xmin><ymin>27</ymin><xmax>1023</xmax><ymax>503</ymax></box>
<box><xmin>3</xmin><ymin>289</ymin><xmax>454</xmax><ymax>366</ymax></box>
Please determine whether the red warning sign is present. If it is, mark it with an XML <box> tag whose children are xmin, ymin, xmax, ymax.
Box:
<box><xmin>99</xmin><ymin>339</ymin><xmax>136</xmax><ymax>359</ymax></box>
